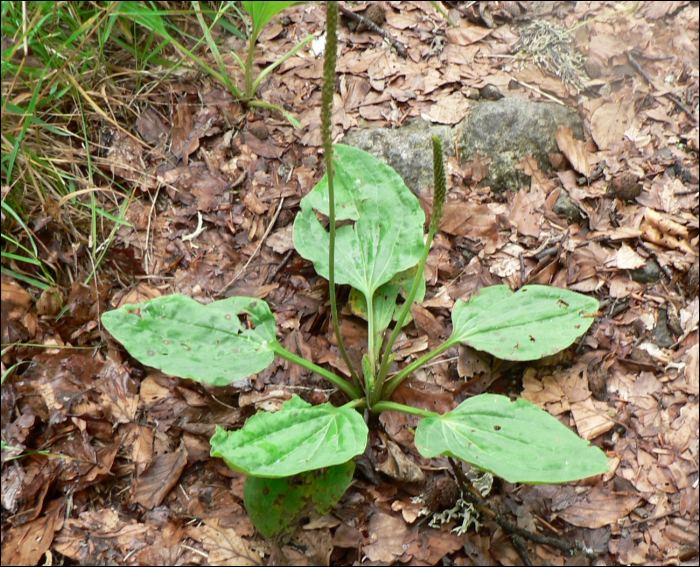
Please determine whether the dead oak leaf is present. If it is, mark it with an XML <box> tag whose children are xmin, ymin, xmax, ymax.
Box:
<box><xmin>556</xmin><ymin>125</ymin><xmax>591</xmax><ymax>177</ymax></box>
<box><xmin>556</xmin><ymin>484</ymin><xmax>641</xmax><ymax>529</ymax></box>
<box><xmin>363</xmin><ymin>512</ymin><xmax>409</xmax><ymax>563</ymax></box>
<box><xmin>190</xmin><ymin>518</ymin><xmax>260</xmax><ymax>567</ymax></box>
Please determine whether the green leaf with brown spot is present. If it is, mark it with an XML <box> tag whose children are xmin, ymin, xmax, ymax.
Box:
<box><xmin>448</xmin><ymin>285</ymin><xmax>599</xmax><ymax>360</ymax></box>
<box><xmin>101</xmin><ymin>294</ymin><xmax>278</xmax><ymax>386</ymax></box>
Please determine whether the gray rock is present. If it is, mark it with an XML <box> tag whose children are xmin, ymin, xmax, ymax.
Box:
<box><xmin>456</xmin><ymin>98</ymin><xmax>584</xmax><ymax>191</ymax></box>
<box><xmin>341</xmin><ymin>97</ymin><xmax>585</xmax><ymax>193</ymax></box>
<box><xmin>652</xmin><ymin>308</ymin><xmax>675</xmax><ymax>348</ymax></box>
<box><xmin>553</xmin><ymin>189</ymin><xmax>583</xmax><ymax>223</ymax></box>
<box><xmin>341</xmin><ymin>117</ymin><xmax>453</xmax><ymax>195</ymax></box>
<box><xmin>630</xmin><ymin>260</ymin><xmax>662</xmax><ymax>283</ymax></box>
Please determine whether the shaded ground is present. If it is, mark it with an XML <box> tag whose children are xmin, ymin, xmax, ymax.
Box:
<box><xmin>2</xmin><ymin>2</ymin><xmax>698</xmax><ymax>565</ymax></box>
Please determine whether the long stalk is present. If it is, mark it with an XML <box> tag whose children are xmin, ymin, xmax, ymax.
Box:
<box><xmin>244</xmin><ymin>28</ymin><xmax>256</xmax><ymax>100</ymax></box>
<box><xmin>381</xmin><ymin>339</ymin><xmax>455</xmax><ymax>399</ymax></box>
<box><xmin>373</xmin><ymin>226</ymin><xmax>436</xmax><ymax>405</ymax></box>
<box><xmin>373</xmin><ymin>401</ymin><xmax>439</xmax><ymax>419</ymax></box>
<box><xmin>322</xmin><ymin>1</ymin><xmax>360</xmax><ymax>390</ymax></box>
<box><xmin>374</xmin><ymin>136</ymin><xmax>447</xmax><ymax>404</ymax></box>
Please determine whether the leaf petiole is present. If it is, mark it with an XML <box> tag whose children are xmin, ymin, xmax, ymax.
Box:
<box><xmin>270</xmin><ymin>342</ymin><xmax>361</xmax><ymax>399</ymax></box>
<box><xmin>372</xmin><ymin>401</ymin><xmax>439</xmax><ymax>419</ymax></box>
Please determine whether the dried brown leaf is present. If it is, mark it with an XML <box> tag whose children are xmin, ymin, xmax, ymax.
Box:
<box><xmin>132</xmin><ymin>450</ymin><xmax>187</xmax><ymax>509</ymax></box>
<box><xmin>556</xmin><ymin>125</ymin><xmax>591</xmax><ymax>177</ymax></box>
<box><xmin>194</xmin><ymin>518</ymin><xmax>260</xmax><ymax>567</ymax></box>
<box><xmin>590</xmin><ymin>102</ymin><xmax>633</xmax><ymax>150</ymax></box>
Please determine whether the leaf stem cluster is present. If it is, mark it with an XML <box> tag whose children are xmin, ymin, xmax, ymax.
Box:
<box><xmin>374</xmin><ymin>135</ymin><xmax>447</xmax><ymax>404</ymax></box>
<box><xmin>191</xmin><ymin>1</ymin><xmax>313</xmax><ymax>127</ymax></box>
<box><xmin>321</xmin><ymin>1</ymin><xmax>361</xmax><ymax>396</ymax></box>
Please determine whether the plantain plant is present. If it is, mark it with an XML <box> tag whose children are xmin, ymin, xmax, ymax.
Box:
<box><xmin>102</xmin><ymin>2</ymin><xmax>608</xmax><ymax>539</ymax></box>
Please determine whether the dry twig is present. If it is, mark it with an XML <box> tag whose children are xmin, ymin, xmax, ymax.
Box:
<box><xmin>338</xmin><ymin>4</ymin><xmax>407</xmax><ymax>57</ymax></box>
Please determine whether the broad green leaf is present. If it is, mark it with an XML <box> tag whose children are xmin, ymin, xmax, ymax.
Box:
<box><xmin>449</xmin><ymin>285</ymin><xmax>599</xmax><ymax>361</ymax></box>
<box><xmin>294</xmin><ymin>144</ymin><xmax>425</xmax><ymax>302</ymax></box>
<box><xmin>349</xmin><ymin>286</ymin><xmax>391</xmax><ymax>324</ymax></box>
<box><xmin>210</xmin><ymin>395</ymin><xmax>368</xmax><ymax>478</ymax></box>
<box><xmin>415</xmin><ymin>394</ymin><xmax>609</xmax><ymax>484</ymax></box>
<box><xmin>101</xmin><ymin>294</ymin><xmax>277</xmax><ymax>386</ymax></box>
<box><xmin>349</xmin><ymin>266</ymin><xmax>426</xmax><ymax>358</ymax></box>
<box><xmin>349</xmin><ymin>265</ymin><xmax>426</xmax><ymax>330</ymax></box>
<box><xmin>241</xmin><ymin>1</ymin><xmax>300</xmax><ymax>39</ymax></box>
<box><xmin>244</xmin><ymin>461</ymin><xmax>355</xmax><ymax>538</ymax></box>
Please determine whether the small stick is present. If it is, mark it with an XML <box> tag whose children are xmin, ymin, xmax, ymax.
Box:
<box><xmin>338</xmin><ymin>4</ymin><xmax>407</xmax><ymax>58</ymax></box>
<box><xmin>447</xmin><ymin>458</ymin><xmax>585</xmax><ymax>556</ymax></box>
<box><xmin>627</xmin><ymin>51</ymin><xmax>698</xmax><ymax>124</ymax></box>
<box><xmin>637</xmin><ymin>240</ymin><xmax>674</xmax><ymax>280</ymax></box>
<box><xmin>510</xmin><ymin>78</ymin><xmax>566</xmax><ymax>106</ymax></box>
<box><xmin>264</xmin><ymin>249</ymin><xmax>294</xmax><ymax>284</ymax></box>
<box><xmin>182</xmin><ymin>211</ymin><xmax>205</xmax><ymax>245</ymax></box>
